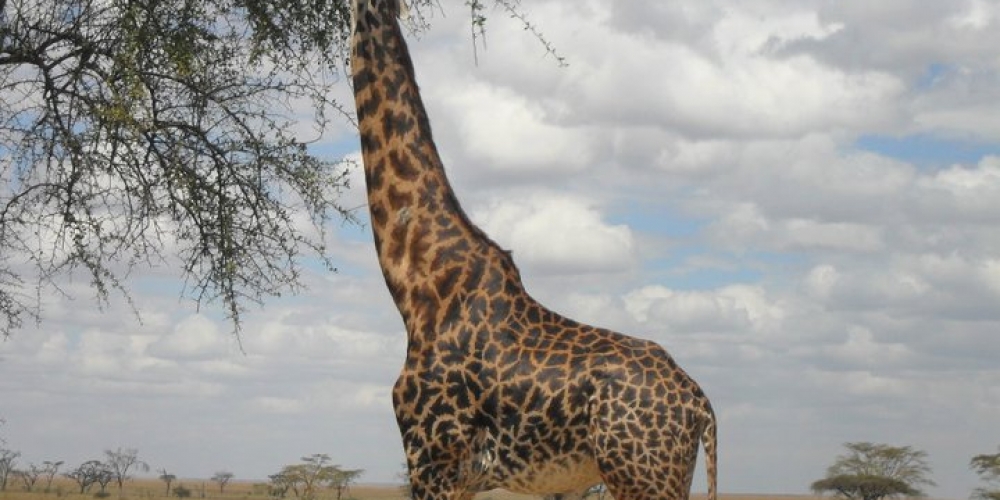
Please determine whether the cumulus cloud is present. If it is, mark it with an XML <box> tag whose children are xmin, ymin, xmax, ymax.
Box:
<box><xmin>913</xmin><ymin>156</ymin><xmax>1000</xmax><ymax>222</ymax></box>
<box><xmin>624</xmin><ymin>284</ymin><xmax>785</xmax><ymax>337</ymax></box>
<box><xmin>472</xmin><ymin>192</ymin><xmax>636</xmax><ymax>275</ymax></box>
<box><xmin>432</xmin><ymin>81</ymin><xmax>594</xmax><ymax>173</ymax></box>
<box><xmin>547</xmin><ymin>2</ymin><xmax>905</xmax><ymax>139</ymax></box>
<box><xmin>148</xmin><ymin>314</ymin><xmax>232</xmax><ymax>360</ymax></box>
<box><xmin>709</xmin><ymin>206</ymin><xmax>885</xmax><ymax>253</ymax></box>
<box><xmin>244</xmin><ymin>312</ymin><xmax>399</xmax><ymax>364</ymax></box>
<box><xmin>831</xmin><ymin>327</ymin><xmax>915</xmax><ymax>366</ymax></box>
<box><xmin>250</xmin><ymin>396</ymin><xmax>307</xmax><ymax>415</ymax></box>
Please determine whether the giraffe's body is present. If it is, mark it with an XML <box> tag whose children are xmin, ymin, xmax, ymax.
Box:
<box><xmin>350</xmin><ymin>2</ymin><xmax>717</xmax><ymax>499</ymax></box>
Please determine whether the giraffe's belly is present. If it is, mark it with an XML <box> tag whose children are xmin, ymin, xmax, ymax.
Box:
<box><xmin>461</xmin><ymin>421</ymin><xmax>602</xmax><ymax>495</ymax></box>
<box><xmin>501</xmin><ymin>455</ymin><xmax>602</xmax><ymax>495</ymax></box>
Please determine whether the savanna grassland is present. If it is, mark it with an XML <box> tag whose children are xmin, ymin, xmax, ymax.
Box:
<box><xmin>0</xmin><ymin>478</ymin><xmax>822</xmax><ymax>500</ymax></box>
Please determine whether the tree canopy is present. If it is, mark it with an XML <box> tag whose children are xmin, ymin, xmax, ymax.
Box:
<box><xmin>811</xmin><ymin>442</ymin><xmax>935</xmax><ymax>500</ymax></box>
<box><xmin>64</xmin><ymin>460</ymin><xmax>112</xmax><ymax>494</ymax></box>
<box><xmin>0</xmin><ymin>0</ymin><xmax>555</xmax><ymax>337</ymax></box>
<box><xmin>268</xmin><ymin>454</ymin><xmax>362</xmax><ymax>500</ymax></box>
<box><xmin>104</xmin><ymin>447</ymin><xmax>148</xmax><ymax>491</ymax></box>
<box><xmin>971</xmin><ymin>447</ymin><xmax>1000</xmax><ymax>500</ymax></box>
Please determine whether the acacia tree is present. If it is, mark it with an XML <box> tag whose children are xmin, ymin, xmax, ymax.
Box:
<box><xmin>268</xmin><ymin>472</ymin><xmax>291</xmax><ymax>498</ymax></box>
<box><xmin>328</xmin><ymin>467</ymin><xmax>362</xmax><ymax>500</ymax></box>
<box><xmin>93</xmin><ymin>465</ymin><xmax>114</xmax><ymax>494</ymax></box>
<box><xmin>971</xmin><ymin>446</ymin><xmax>1000</xmax><ymax>500</ymax></box>
<box><xmin>41</xmin><ymin>460</ymin><xmax>63</xmax><ymax>492</ymax></box>
<box><xmin>0</xmin><ymin>0</ymin><xmax>557</xmax><ymax>338</ymax></box>
<box><xmin>104</xmin><ymin>447</ymin><xmax>148</xmax><ymax>491</ymax></box>
<box><xmin>274</xmin><ymin>454</ymin><xmax>362</xmax><ymax>500</ymax></box>
<box><xmin>0</xmin><ymin>447</ymin><xmax>19</xmax><ymax>491</ymax></box>
<box><xmin>211</xmin><ymin>471</ymin><xmax>234</xmax><ymax>493</ymax></box>
<box><xmin>159</xmin><ymin>469</ymin><xmax>176</xmax><ymax>496</ymax></box>
<box><xmin>17</xmin><ymin>463</ymin><xmax>42</xmax><ymax>491</ymax></box>
<box><xmin>65</xmin><ymin>460</ymin><xmax>109</xmax><ymax>494</ymax></box>
<box><xmin>811</xmin><ymin>442</ymin><xmax>935</xmax><ymax>500</ymax></box>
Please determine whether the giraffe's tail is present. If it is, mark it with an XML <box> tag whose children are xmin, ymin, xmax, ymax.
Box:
<box><xmin>701</xmin><ymin>405</ymin><xmax>718</xmax><ymax>500</ymax></box>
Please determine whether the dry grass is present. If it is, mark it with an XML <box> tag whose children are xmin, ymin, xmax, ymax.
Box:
<box><xmin>0</xmin><ymin>478</ymin><xmax>823</xmax><ymax>500</ymax></box>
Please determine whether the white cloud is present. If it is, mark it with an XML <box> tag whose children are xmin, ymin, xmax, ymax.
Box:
<box><xmin>825</xmin><ymin>327</ymin><xmax>916</xmax><ymax>368</ymax></box>
<box><xmin>624</xmin><ymin>284</ymin><xmax>784</xmax><ymax>336</ymax></box>
<box><xmin>949</xmin><ymin>0</ymin><xmax>1000</xmax><ymax>30</ymax></box>
<box><xmin>550</xmin><ymin>2</ymin><xmax>905</xmax><ymax>139</ymax></box>
<box><xmin>148</xmin><ymin>314</ymin><xmax>232</xmax><ymax>360</ymax></box>
<box><xmin>433</xmin><ymin>81</ymin><xmax>594</xmax><ymax>173</ymax></box>
<box><xmin>808</xmin><ymin>369</ymin><xmax>913</xmax><ymax>398</ymax></box>
<box><xmin>914</xmin><ymin>156</ymin><xmax>1000</xmax><ymax>221</ymax></box>
<box><xmin>472</xmin><ymin>192</ymin><xmax>636</xmax><ymax>275</ymax></box>
<box><xmin>245</xmin><ymin>312</ymin><xmax>399</xmax><ymax>364</ymax></box>
<box><xmin>983</xmin><ymin>259</ymin><xmax>1000</xmax><ymax>295</ymax></box>
<box><xmin>250</xmin><ymin>396</ymin><xmax>307</xmax><ymax>415</ymax></box>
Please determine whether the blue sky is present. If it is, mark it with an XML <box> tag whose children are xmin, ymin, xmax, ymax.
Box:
<box><xmin>4</xmin><ymin>1</ymin><xmax>1000</xmax><ymax>498</ymax></box>
<box><xmin>857</xmin><ymin>133</ymin><xmax>1000</xmax><ymax>168</ymax></box>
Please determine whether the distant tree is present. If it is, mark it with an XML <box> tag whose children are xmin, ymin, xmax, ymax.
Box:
<box><xmin>268</xmin><ymin>473</ymin><xmax>291</xmax><ymax>499</ymax></box>
<box><xmin>251</xmin><ymin>483</ymin><xmax>271</xmax><ymax>496</ymax></box>
<box><xmin>41</xmin><ymin>460</ymin><xmax>64</xmax><ymax>492</ymax></box>
<box><xmin>93</xmin><ymin>465</ymin><xmax>114</xmax><ymax>494</ymax></box>
<box><xmin>812</xmin><ymin>475</ymin><xmax>921</xmax><ymax>500</ymax></box>
<box><xmin>174</xmin><ymin>485</ymin><xmax>192</xmax><ymax>498</ymax></box>
<box><xmin>327</xmin><ymin>468</ymin><xmax>363</xmax><ymax>500</ymax></box>
<box><xmin>66</xmin><ymin>460</ymin><xmax>107</xmax><ymax>494</ymax></box>
<box><xmin>279</xmin><ymin>456</ymin><xmax>327</xmax><ymax>500</ymax></box>
<box><xmin>104</xmin><ymin>448</ymin><xmax>149</xmax><ymax>492</ymax></box>
<box><xmin>397</xmin><ymin>463</ymin><xmax>411</xmax><ymax>500</ymax></box>
<box><xmin>971</xmin><ymin>446</ymin><xmax>1000</xmax><ymax>500</ymax></box>
<box><xmin>17</xmin><ymin>463</ymin><xmax>43</xmax><ymax>491</ymax></box>
<box><xmin>811</xmin><ymin>442</ymin><xmax>935</xmax><ymax>500</ymax></box>
<box><xmin>159</xmin><ymin>469</ymin><xmax>177</xmax><ymax>496</ymax></box>
<box><xmin>211</xmin><ymin>471</ymin><xmax>234</xmax><ymax>493</ymax></box>
<box><xmin>275</xmin><ymin>454</ymin><xmax>358</xmax><ymax>500</ymax></box>
<box><xmin>0</xmin><ymin>447</ymin><xmax>20</xmax><ymax>491</ymax></box>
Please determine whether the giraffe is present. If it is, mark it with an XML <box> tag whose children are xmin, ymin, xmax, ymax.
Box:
<box><xmin>349</xmin><ymin>1</ymin><xmax>717</xmax><ymax>499</ymax></box>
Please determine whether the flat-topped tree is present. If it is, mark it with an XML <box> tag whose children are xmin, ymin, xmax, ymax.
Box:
<box><xmin>211</xmin><ymin>471</ymin><xmax>234</xmax><ymax>493</ymax></box>
<box><xmin>812</xmin><ymin>442</ymin><xmax>935</xmax><ymax>500</ymax></box>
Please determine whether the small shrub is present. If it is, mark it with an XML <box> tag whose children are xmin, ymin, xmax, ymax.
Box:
<box><xmin>174</xmin><ymin>486</ymin><xmax>192</xmax><ymax>498</ymax></box>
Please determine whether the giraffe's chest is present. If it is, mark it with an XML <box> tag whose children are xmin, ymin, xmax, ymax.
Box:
<box><xmin>395</xmin><ymin>338</ymin><xmax>603</xmax><ymax>494</ymax></box>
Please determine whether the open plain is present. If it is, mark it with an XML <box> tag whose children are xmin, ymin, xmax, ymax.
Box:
<box><xmin>0</xmin><ymin>478</ymin><xmax>831</xmax><ymax>500</ymax></box>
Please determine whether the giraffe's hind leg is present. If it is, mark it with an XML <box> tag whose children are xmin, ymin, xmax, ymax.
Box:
<box><xmin>589</xmin><ymin>396</ymin><xmax>702</xmax><ymax>500</ymax></box>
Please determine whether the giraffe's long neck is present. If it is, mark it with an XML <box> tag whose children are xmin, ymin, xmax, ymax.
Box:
<box><xmin>351</xmin><ymin>0</ymin><xmax>512</xmax><ymax>327</ymax></box>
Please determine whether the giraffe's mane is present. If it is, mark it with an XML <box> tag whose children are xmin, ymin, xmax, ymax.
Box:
<box><xmin>351</xmin><ymin>0</ymin><xmax>411</xmax><ymax>40</ymax></box>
